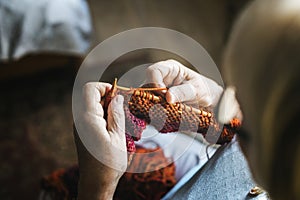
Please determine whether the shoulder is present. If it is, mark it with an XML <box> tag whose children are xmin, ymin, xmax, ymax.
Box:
<box><xmin>169</xmin><ymin>140</ymin><xmax>270</xmax><ymax>200</ymax></box>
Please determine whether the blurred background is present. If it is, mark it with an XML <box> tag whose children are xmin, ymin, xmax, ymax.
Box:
<box><xmin>0</xmin><ymin>0</ymin><xmax>251</xmax><ymax>199</ymax></box>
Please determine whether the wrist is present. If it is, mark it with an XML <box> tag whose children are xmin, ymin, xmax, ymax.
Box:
<box><xmin>78</xmin><ymin>172</ymin><xmax>120</xmax><ymax>200</ymax></box>
<box><xmin>77</xmin><ymin>158</ymin><xmax>122</xmax><ymax>200</ymax></box>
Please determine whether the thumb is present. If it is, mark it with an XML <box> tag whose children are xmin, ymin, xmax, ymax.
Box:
<box><xmin>107</xmin><ymin>95</ymin><xmax>125</xmax><ymax>135</ymax></box>
<box><xmin>166</xmin><ymin>83</ymin><xmax>197</xmax><ymax>103</ymax></box>
<box><xmin>167</xmin><ymin>79</ymin><xmax>223</xmax><ymax>107</ymax></box>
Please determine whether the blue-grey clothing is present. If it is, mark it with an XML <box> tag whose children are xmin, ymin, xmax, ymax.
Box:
<box><xmin>163</xmin><ymin>140</ymin><xmax>270</xmax><ymax>200</ymax></box>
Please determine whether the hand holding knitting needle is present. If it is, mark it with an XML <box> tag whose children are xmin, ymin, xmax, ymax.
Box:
<box><xmin>145</xmin><ymin>59</ymin><xmax>242</xmax><ymax>123</ymax></box>
<box><xmin>74</xmin><ymin>82</ymin><xmax>127</xmax><ymax>200</ymax></box>
<box><xmin>145</xmin><ymin>59</ymin><xmax>223</xmax><ymax>107</ymax></box>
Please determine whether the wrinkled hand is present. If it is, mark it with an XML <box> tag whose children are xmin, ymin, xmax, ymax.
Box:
<box><xmin>145</xmin><ymin>59</ymin><xmax>223</xmax><ymax>107</ymax></box>
<box><xmin>74</xmin><ymin>82</ymin><xmax>127</xmax><ymax>200</ymax></box>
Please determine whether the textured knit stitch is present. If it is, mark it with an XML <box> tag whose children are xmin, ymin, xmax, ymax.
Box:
<box><xmin>167</xmin><ymin>141</ymin><xmax>270</xmax><ymax>200</ymax></box>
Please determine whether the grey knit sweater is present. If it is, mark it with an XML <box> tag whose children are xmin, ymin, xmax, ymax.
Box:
<box><xmin>167</xmin><ymin>141</ymin><xmax>270</xmax><ymax>200</ymax></box>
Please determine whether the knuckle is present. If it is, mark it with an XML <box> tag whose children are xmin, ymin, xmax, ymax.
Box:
<box><xmin>166</xmin><ymin>59</ymin><xmax>185</xmax><ymax>68</ymax></box>
<box><xmin>82</xmin><ymin>83</ymin><xmax>89</xmax><ymax>93</ymax></box>
<box><xmin>146</xmin><ymin>64</ymin><xmax>160</xmax><ymax>73</ymax></box>
<box><xmin>146</xmin><ymin>60</ymin><xmax>170</xmax><ymax>76</ymax></box>
<box><xmin>82</xmin><ymin>82</ymin><xmax>96</xmax><ymax>94</ymax></box>
<box><xmin>83</xmin><ymin>82</ymin><xmax>94</xmax><ymax>90</ymax></box>
<box><xmin>166</xmin><ymin>59</ymin><xmax>180</xmax><ymax>65</ymax></box>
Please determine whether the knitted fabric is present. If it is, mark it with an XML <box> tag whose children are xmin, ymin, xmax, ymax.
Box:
<box><xmin>103</xmin><ymin>85</ymin><xmax>241</xmax><ymax>154</ymax></box>
<box><xmin>40</xmin><ymin>146</ymin><xmax>176</xmax><ymax>200</ymax></box>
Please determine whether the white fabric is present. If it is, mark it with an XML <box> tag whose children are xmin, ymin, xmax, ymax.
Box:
<box><xmin>0</xmin><ymin>0</ymin><xmax>92</xmax><ymax>60</ymax></box>
<box><xmin>136</xmin><ymin>125</ymin><xmax>219</xmax><ymax>181</ymax></box>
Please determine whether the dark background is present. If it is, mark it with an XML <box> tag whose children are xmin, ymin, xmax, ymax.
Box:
<box><xmin>0</xmin><ymin>1</ymin><xmax>250</xmax><ymax>199</ymax></box>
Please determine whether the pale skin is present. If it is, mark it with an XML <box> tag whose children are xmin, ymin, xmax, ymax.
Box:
<box><xmin>75</xmin><ymin>60</ymin><xmax>225</xmax><ymax>200</ymax></box>
<box><xmin>75</xmin><ymin>82</ymin><xmax>127</xmax><ymax>200</ymax></box>
<box><xmin>76</xmin><ymin>1</ymin><xmax>300</xmax><ymax>198</ymax></box>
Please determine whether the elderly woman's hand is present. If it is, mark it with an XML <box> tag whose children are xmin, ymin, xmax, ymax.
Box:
<box><xmin>146</xmin><ymin>59</ymin><xmax>242</xmax><ymax>123</ymax></box>
<box><xmin>145</xmin><ymin>59</ymin><xmax>223</xmax><ymax>107</ymax></box>
<box><xmin>74</xmin><ymin>82</ymin><xmax>127</xmax><ymax>200</ymax></box>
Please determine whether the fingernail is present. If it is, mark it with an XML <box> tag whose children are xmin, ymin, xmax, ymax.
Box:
<box><xmin>166</xmin><ymin>92</ymin><xmax>175</xmax><ymax>103</ymax></box>
<box><xmin>161</xmin><ymin>89</ymin><xmax>167</xmax><ymax>93</ymax></box>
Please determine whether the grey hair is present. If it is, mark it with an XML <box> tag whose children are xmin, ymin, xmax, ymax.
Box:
<box><xmin>223</xmin><ymin>0</ymin><xmax>300</xmax><ymax>199</ymax></box>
